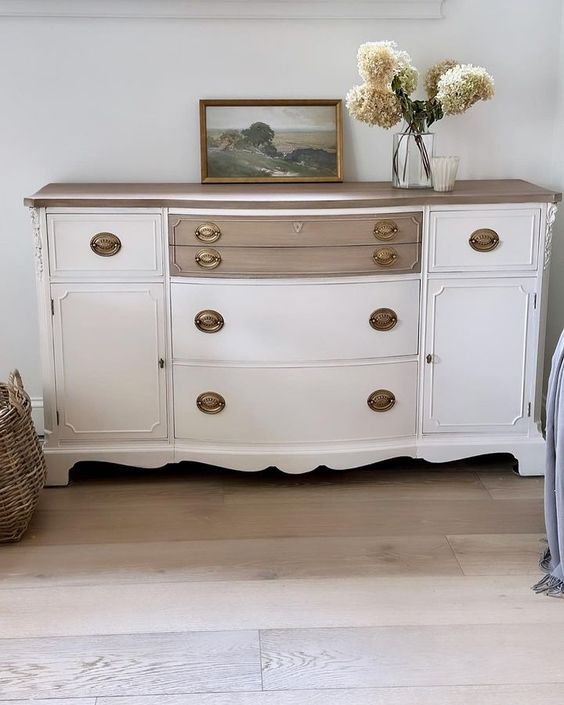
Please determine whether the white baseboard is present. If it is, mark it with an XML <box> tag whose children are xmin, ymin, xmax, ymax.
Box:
<box><xmin>30</xmin><ymin>397</ymin><xmax>44</xmax><ymax>436</ymax></box>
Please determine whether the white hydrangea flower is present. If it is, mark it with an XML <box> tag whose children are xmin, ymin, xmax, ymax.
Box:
<box><xmin>346</xmin><ymin>84</ymin><xmax>402</xmax><ymax>129</ymax></box>
<box><xmin>436</xmin><ymin>64</ymin><xmax>495</xmax><ymax>114</ymax></box>
<box><xmin>357</xmin><ymin>41</ymin><xmax>398</xmax><ymax>86</ymax></box>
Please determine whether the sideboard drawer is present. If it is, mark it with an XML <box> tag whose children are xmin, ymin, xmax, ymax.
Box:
<box><xmin>170</xmin><ymin>213</ymin><xmax>422</xmax><ymax>247</ymax></box>
<box><xmin>47</xmin><ymin>214</ymin><xmax>163</xmax><ymax>277</ymax></box>
<box><xmin>174</xmin><ymin>361</ymin><xmax>417</xmax><ymax>444</ymax></box>
<box><xmin>429</xmin><ymin>209</ymin><xmax>540</xmax><ymax>272</ymax></box>
<box><xmin>171</xmin><ymin>243</ymin><xmax>420</xmax><ymax>277</ymax></box>
<box><xmin>172</xmin><ymin>279</ymin><xmax>420</xmax><ymax>362</ymax></box>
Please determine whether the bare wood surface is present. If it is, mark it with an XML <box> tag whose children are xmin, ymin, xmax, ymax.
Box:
<box><xmin>171</xmin><ymin>243</ymin><xmax>420</xmax><ymax>276</ymax></box>
<box><xmin>170</xmin><ymin>213</ymin><xmax>421</xmax><ymax>247</ymax></box>
<box><xmin>24</xmin><ymin>179</ymin><xmax>561</xmax><ymax>208</ymax></box>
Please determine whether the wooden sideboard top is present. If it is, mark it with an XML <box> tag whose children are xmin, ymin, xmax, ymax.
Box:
<box><xmin>25</xmin><ymin>180</ymin><xmax>561</xmax><ymax>209</ymax></box>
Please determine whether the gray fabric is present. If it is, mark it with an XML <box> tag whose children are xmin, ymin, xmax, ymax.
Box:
<box><xmin>534</xmin><ymin>329</ymin><xmax>564</xmax><ymax>596</ymax></box>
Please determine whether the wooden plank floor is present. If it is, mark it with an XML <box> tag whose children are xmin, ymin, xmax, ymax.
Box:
<box><xmin>0</xmin><ymin>456</ymin><xmax>555</xmax><ymax>704</ymax></box>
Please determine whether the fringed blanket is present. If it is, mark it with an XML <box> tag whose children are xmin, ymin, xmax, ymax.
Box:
<box><xmin>534</xmin><ymin>329</ymin><xmax>564</xmax><ymax>596</ymax></box>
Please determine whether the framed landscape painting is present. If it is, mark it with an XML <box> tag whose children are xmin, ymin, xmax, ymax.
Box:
<box><xmin>200</xmin><ymin>99</ymin><xmax>343</xmax><ymax>183</ymax></box>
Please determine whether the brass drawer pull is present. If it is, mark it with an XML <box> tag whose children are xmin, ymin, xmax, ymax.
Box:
<box><xmin>90</xmin><ymin>232</ymin><xmax>122</xmax><ymax>257</ymax></box>
<box><xmin>196</xmin><ymin>391</ymin><xmax>226</xmax><ymax>414</ymax></box>
<box><xmin>367</xmin><ymin>389</ymin><xmax>396</xmax><ymax>412</ymax></box>
<box><xmin>469</xmin><ymin>228</ymin><xmax>500</xmax><ymax>252</ymax></box>
<box><xmin>370</xmin><ymin>308</ymin><xmax>398</xmax><ymax>331</ymax></box>
<box><xmin>195</xmin><ymin>248</ymin><xmax>222</xmax><ymax>269</ymax></box>
<box><xmin>373</xmin><ymin>247</ymin><xmax>399</xmax><ymax>267</ymax></box>
<box><xmin>195</xmin><ymin>309</ymin><xmax>224</xmax><ymax>333</ymax></box>
<box><xmin>374</xmin><ymin>219</ymin><xmax>399</xmax><ymax>241</ymax></box>
<box><xmin>195</xmin><ymin>222</ymin><xmax>221</xmax><ymax>243</ymax></box>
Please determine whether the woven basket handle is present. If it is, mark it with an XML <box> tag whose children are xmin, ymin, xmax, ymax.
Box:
<box><xmin>7</xmin><ymin>369</ymin><xmax>27</xmax><ymax>416</ymax></box>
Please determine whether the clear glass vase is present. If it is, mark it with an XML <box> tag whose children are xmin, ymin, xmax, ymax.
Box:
<box><xmin>392</xmin><ymin>131</ymin><xmax>434</xmax><ymax>189</ymax></box>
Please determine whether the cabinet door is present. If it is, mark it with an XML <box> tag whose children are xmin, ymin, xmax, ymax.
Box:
<box><xmin>51</xmin><ymin>283</ymin><xmax>168</xmax><ymax>440</ymax></box>
<box><xmin>423</xmin><ymin>278</ymin><xmax>535</xmax><ymax>434</ymax></box>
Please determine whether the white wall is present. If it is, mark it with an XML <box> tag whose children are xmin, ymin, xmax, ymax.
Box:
<box><xmin>546</xmin><ymin>1</ymin><xmax>564</xmax><ymax>372</ymax></box>
<box><xmin>0</xmin><ymin>0</ymin><xmax>562</xmax><ymax>399</ymax></box>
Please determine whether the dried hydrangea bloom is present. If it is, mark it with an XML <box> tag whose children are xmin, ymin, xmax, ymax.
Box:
<box><xmin>393</xmin><ymin>47</ymin><xmax>418</xmax><ymax>94</ymax></box>
<box><xmin>436</xmin><ymin>64</ymin><xmax>495</xmax><ymax>114</ymax></box>
<box><xmin>424</xmin><ymin>59</ymin><xmax>459</xmax><ymax>99</ymax></box>
<box><xmin>346</xmin><ymin>84</ymin><xmax>402</xmax><ymax>129</ymax></box>
<box><xmin>357</xmin><ymin>41</ymin><xmax>398</xmax><ymax>86</ymax></box>
<box><xmin>397</xmin><ymin>64</ymin><xmax>418</xmax><ymax>94</ymax></box>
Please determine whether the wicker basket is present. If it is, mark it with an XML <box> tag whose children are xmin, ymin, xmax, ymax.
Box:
<box><xmin>0</xmin><ymin>370</ymin><xmax>46</xmax><ymax>543</ymax></box>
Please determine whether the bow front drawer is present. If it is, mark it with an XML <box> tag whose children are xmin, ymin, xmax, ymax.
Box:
<box><xmin>172</xmin><ymin>279</ymin><xmax>420</xmax><ymax>362</ymax></box>
<box><xmin>170</xmin><ymin>213</ymin><xmax>422</xmax><ymax>247</ymax></box>
<box><xmin>47</xmin><ymin>214</ymin><xmax>163</xmax><ymax>277</ymax></box>
<box><xmin>429</xmin><ymin>209</ymin><xmax>541</xmax><ymax>272</ymax></box>
<box><xmin>171</xmin><ymin>243</ymin><xmax>420</xmax><ymax>276</ymax></box>
<box><xmin>174</xmin><ymin>361</ymin><xmax>417</xmax><ymax>444</ymax></box>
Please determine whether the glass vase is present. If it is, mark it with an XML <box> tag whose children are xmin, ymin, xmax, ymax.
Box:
<box><xmin>392</xmin><ymin>131</ymin><xmax>434</xmax><ymax>189</ymax></box>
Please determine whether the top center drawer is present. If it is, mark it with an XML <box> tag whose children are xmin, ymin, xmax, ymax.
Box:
<box><xmin>169</xmin><ymin>213</ymin><xmax>422</xmax><ymax>248</ymax></box>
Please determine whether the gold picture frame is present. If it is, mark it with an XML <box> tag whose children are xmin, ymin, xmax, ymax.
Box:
<box><xmin>200</xmin><ymin>99</ymin><xmax>343</xmax><ymax>184</ymax></box>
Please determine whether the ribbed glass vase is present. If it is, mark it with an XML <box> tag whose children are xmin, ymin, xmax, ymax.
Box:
<box><xmin>392</xmin><ymin>131</ymin><xmax>434</xmax><ymax>189</ymax></box>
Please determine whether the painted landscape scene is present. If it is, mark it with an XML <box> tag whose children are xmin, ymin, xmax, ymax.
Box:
<box><xmin>204</xmin><ymin>104</ymin><xmax>340</xmax><ymax>180</ymax></box>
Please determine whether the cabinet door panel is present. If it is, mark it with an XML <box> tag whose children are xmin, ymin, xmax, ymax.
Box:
<box><xmin>52</xmin><ymin>283</ymin><xmax>168</xmax><ymax>440</ymax></box>
<box><xmin>423</xmin><ymin>278</ymin><xmax>534</xmax><ymax>434</ymax></box>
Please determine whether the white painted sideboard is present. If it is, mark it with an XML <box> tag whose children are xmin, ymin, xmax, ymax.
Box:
<box><xmin>25</xmin><ymin>181</ymin><xmax>560</xmax><ymax>485</ymax></box>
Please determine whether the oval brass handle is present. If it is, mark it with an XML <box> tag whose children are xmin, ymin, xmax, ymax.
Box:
<box><xmin>373</xmin><ymin>247</ymin><xmax>399</xmax><ymax>267</ymax></box>
<box><xmin>373</xmin><ymin>219</ymin><xmax>399</xmax><ymax>241</ymax></box>
<box><xmin>370</xmin><ymin>308</ymin><xmax>398</xmax><ymax>331</ymax></box>
<box><xmin>195</xmin><ymin>248</ymin><xmax>222</xmax><ymax>269</ymax></box>
<box><xmin>367</xmin><ymin>389</ymin><xmax>396</xmax><ymax>412</ymax></box>
<box><xmin>195</xmin><ymin>222</ymin><xmax>221</xmax><ymax>243</ymax></box>
<box><xmin>195</xmin><ymin>309</ymin><xmax>224</xmax><ymax>333</ymax></box>
<box><xmin>469</xmin><ymin>228</ymin><xmax>500</xmax><ymax>252</ymax></box>
<box><xmin>90</xmin><ymin>232</ymin><xmax>122</xmax><ymax>257</ymax></box>
<box><xmin>196</xmin><ymin>391</ymin><xmax>226</xmax><ymax>414</ymax></box>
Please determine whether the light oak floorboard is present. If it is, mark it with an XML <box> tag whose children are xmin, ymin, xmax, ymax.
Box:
<box><xmin>3</xmin><ymin>575</ymin><xmax>561</xmax><ymax>639</ymax></box>
<box><xmin>24</xmin><ymin>497</ymin><xmax>544</xmax><ymax>545</ymax></box>
<box><xmin>0</xmin><ymin>701</ymin><xmax>95</xmax><ymax>705</ymax></box>
<box><xmin>0</xmin><ymin>631</ymin><xmax>261</xmax><ymax>700</ymax></box>
<box><xmin>447</xmin><ymin>533</ymin><xmax>546</xmax><ymax>575</ymax></box>
<box><xmin>221</xmin><ymin>467</ymin><xmax>491</xmax><ymax>503</ymax></box>
<box><xmin>94</xmin><ymin>686</ymin><xmax>564</xmax><ymax>705</ymax></box>
<box><xmin>0</xmin><ymin>534</ymin><xmax>461</xmax><ymax>588</ymax></box>
<box><xmin>39</xmin><ymin>475</ymin><xmax>224</xmax><ymax>510</ymax></box>
<box><xmin>477</xmin><ymin>469</ymin><xmax>544</xmax><ymax>499</ymax></box>
<box><xmin>260</xmin><ymin>624</ymin><xmax>564</xmax><ymax>689</ymax></box>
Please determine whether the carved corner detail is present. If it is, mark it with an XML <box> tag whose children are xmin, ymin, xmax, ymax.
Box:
<box><xmin>30</xmin><ymin>207</ymin><xmax>43</xmax><ymax>278</ymax></box>
<box><xmin>544</xmin><ymin>203</ymin><xmax>558</xmax><ymax>270</ymax></box>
